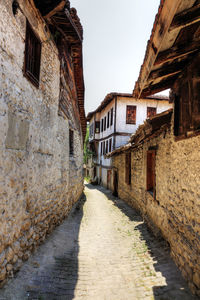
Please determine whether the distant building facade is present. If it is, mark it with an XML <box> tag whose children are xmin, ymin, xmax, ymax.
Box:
<box><xmin>87</xmin><ymin>93</ymin><xmax>172</xmax><ymax>189</ymax></box>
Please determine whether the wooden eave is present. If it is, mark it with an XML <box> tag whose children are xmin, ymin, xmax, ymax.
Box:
<box><xmin>34</xmin><ymin>0</ymin><xmax>86</xmax><ymax>139</ymax></box>
<box><xmin>86</xmin><ymin>93</ymin><xmax>170</xmax><ymax>122</ymax></box>
<box><xmin>48</xmin><ymin>10</ymin><xmax>82</xmax><ymax>44</ymax></box>
<box><xmin>134</xmin><ymin>0</ymin><xmax>200</xmax><ymax>98</ymax></box>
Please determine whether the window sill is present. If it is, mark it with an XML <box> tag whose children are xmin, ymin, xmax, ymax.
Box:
<box><xmin>24</xmin><ymin>71</ymin><xmax>39</xmax><ymax>88</ymax></box>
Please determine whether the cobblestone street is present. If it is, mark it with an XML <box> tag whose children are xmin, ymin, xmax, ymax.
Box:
<box><xmin>0</xmin><ymin>184</ymin><xmax>197</xmax><ymax>300</ymax></box>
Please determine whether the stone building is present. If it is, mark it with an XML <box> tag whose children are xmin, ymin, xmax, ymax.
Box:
<box><xmin>0</xmin><ymin>0</ymin><xmax>85</xmax><ymax>285</ymax></box>
<box><xmin>86</xmin><ymin>92</ymin><xmax>172</xmax><ymax>189</ymax></box>
<box><xmin>108</xmin><ymin>0</ymin><xmax>200</xmax><ymax>295</ymax></box>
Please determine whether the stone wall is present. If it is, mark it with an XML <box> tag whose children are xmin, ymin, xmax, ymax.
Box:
<box><xmin>0</xmin><ymin>0</ymin><xmax>84</xmax><ymax>286</ymax></box>
<box><xmin>113</xmin><ymin>125</ymin><xmax>200</xmax><ymax>295</ymax></box>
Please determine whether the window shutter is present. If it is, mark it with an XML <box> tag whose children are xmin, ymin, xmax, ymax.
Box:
<box><xmin>24</xmin><ymin>21</ymin><xmax>41</xmax><ymax>87</ymax></box>
<box><xmin>126</xmin><ymin>106</ymin><xmax>136</xmax><ymax>124</ymax></box>
<box><xmin>147</xmin><ymin>107</ymin><xmax>157</xmax><ymax>118</ymax></box>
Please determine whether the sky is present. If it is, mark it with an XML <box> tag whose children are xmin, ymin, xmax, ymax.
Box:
<box><xmin>70</xmin><ymin>0</ymin><xmax>162</xmax><ymax>114</ymax></box>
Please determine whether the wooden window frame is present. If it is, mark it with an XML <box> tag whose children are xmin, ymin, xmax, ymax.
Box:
<box><xmin>125</xmin><ymin>152</ymin><xmax>131</xmax><ymax>185</ymax></box>
<box><xmin>146</xmin><ymin>150</ymin><xmax>156</xmax><ymax>197</ymax></box>
<box><xmin>24</xmin><ymin>21</ymin><xmax>41</xmax><ymax>88</ymax></box>
<box><xmin>147</xmin><ymin>107</ymin><xmax>157</xmax><ymax>118</ymax></box>
<box><xmin>69</xmin><ymin>129</ymin><xmax>74</xmax><ymax>156</ymax></box>
<box><xmin>174</xmin><ymin>75</ymin><xmax>200</xmax><ymax>140</ymax></box>
<box><xmin>126</xmin><ymin>105</ymin><xmax>136</xmax><ymax>125</ymax></box>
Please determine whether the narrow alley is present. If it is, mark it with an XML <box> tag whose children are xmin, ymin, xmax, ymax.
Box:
<box><xmin>0</xmin><ymin>184</ymin><xmax>197</xmax><ymax>300</ymax></box>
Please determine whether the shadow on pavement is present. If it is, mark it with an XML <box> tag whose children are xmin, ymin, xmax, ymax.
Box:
<box><xmin>0</xmin><ymin>194</ymin><xmax>86</xmax><ymax>300</ymax></box>
<box><xmin>27</xmin><ymin>194</ymin><xmax>86</xmax><ymax>300</ymax></box>
<box><xmin>88</xmin><ymin>183</ymin><xmax>198</xmax><ymax>300</ymax></box>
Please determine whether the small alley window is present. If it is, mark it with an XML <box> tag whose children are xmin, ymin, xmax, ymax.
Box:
<box><xmin>125</xmin><ymin>152</ymin><xmax>131</xmax><ymax>185</ymax></box>
<box><xmin>69</xmin><ymin>129</ymin><xmax>74</xmax><ymax>156</ymax></box>
<box><xmin>126</xmin><ymin>106</ymin><xmax>136</xmax><ymax>124</ymax></box>
<box><xmin>101</xmin><ymin>142</ymin><xmax>103</xmax><ymax>156</ymax></box>
<box><xmin>103</xmin><ymin>141</ymin><xmax>105</xmax><ymax>154</ymax></box>
<box><xmin>24</xmin><ymin>21</ymin><xmax>41</xmax><ymax>88</ymax></box>
<box><xmin>107</xmin><ymin>112</ymin><xmax>110</xmax><ymax>128</ymax></box>
<box><xmin>146</xmin><ymin>150</ymin><xmax>156</xmax><ymax>196</ymax></box>
<box><xmin>147</xmin><ymin>107</ymin><xmax>157</xmax><ymax>118</ymax></box>
<box><xmin>111</xmin><ymin>108</ymin><xmax>113</xmax><ymax>126</ymax></box>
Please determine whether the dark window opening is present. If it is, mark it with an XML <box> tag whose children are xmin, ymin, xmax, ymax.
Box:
<box><xmin>24</xmin><ymin>21</ymin><xmax>41</xmax><ymax>88</ymax></box>
<box><xmin>109</xmin><ymin>138</ymin><xmax>112</xmax><ymax>152</ymax></box>
<box><xmin>101</xmin><ymin>142</ymin><xmax>103</xmax><ymax>156</ymax></box>
<box><xmin>147</xmin><ymin>107</ymin><xmax>157</xmax><ymax>118</ymax></box>
<box><xmin>126</xmin><ymin>105</ymin><xmax>136</xmax><ymax>124</ymax></box>
<box><xmin>106</xmin><ymin>140</ymin><xmax>108</xmax><ymax>154</ymax></box>
<box><xmin>101</xmin><ymin>119</ymin><xmax>104</xmax><ymax>132</ymax></box>
<box><xmin>103</xmin><ymin>141</ymin><xmax>105</xmax><ymax>154</ymax></box>
<box><xmin>147</xmin><ymin>150</ymin><xmax>156</xmax><ymax>196</ymax></box>
<box><xmin>125</xmin><ymin>152</ymin><xmax>131</xmax><ymax>185</ymax></box>
<box><xmin>111</xmin><ymin>108</ymin><xmax>113</xmax><ymax>126</ymax></box>
<box><xmin>69</xmin><ymin>129</ymin><xmax>74</xmax><ymax>156</ymax></box>
<box><xmin>107</xmin><ymin>112</ymin><xmax>110</xmax><ymax>128</ymax></box>
<box><xmin>95</xmin><ymin>121</ymin><xmax>100</xmax><ymax>133</ymax></box>
<box><xmin>12</xmin><ymin>0</ymin><xmax>19</xmax><ymax>15</ymax></box>
<box><xmin>104</xmin><ymin>117</ymin><xmax>106</xmax><ymax>131</ymax></box>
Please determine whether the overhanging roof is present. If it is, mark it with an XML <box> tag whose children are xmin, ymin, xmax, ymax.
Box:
<box><xmin>87</xmin><ymin>92</ymin><xmax>170</xmax><ymax>122</ymax></box>
<box><xmin>134</xmin><ymin>0</ymin><xmax>200</xmax><ymax>98</ymax></box>
<box><xmin>34</xmin><ymin>0</ymin><xmax>86</xmax><ymax>138</ymax></box>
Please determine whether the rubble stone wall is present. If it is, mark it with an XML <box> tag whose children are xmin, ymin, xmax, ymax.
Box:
<box><xmin>113</xmin><ymin>127</ymin><xmax>200</xmax><ymax>295</ymax></box>
<box><xmin>0</xmin><ymin>0</ymin><xmax>84</xmax><ymax>285</ymax></box>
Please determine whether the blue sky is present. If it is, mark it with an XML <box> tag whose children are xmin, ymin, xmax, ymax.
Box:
<box><xmin>70</xmin><ymin>0</ymin><xmax>162</xmax><ymax>114</ymax></box>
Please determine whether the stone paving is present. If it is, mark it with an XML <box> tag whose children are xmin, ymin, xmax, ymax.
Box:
<box><xmin>0</xmin><ymin>183</ymin><xmax>198</xmax><ymax>300</ymax></box>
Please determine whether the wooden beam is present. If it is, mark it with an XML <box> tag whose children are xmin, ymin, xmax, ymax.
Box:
<box><xmin>134</xmin><ymin>0</ymin><xmax>182</xmax><ymax>98</ymax></box>
<box><xmin>155</xmin><ymin>39</ymin><xmax>200</xmax><ymax>65</ymax></box>
<box><xmin>149</xmin><ymin>59</ymin><xmax>189</xmax><ymax>81</ymax></box>
<box><xmin>44</xmin><ymin>1</ymin><xmax>66</xmax><ymax>19</ymax></box>
<box><xmin>141</xmin><ymin>75</ymin><xmax>178</xmax><ymax>98</ymax></box>
<box><xmin>170</xmin><ymin>4</ymin><xmax>200</xmax><ymax>31</ymax></box>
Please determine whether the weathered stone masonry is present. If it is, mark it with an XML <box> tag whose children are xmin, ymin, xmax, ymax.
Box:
<box><xmin>0</xmin><ymin>0</ymin><xmax>85</xmax><ymax>285</ymax></box>
<box><xmin>112</xmin><ymin>107</ymin><xmax>200</xmax><ymax>295</ymax></box>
